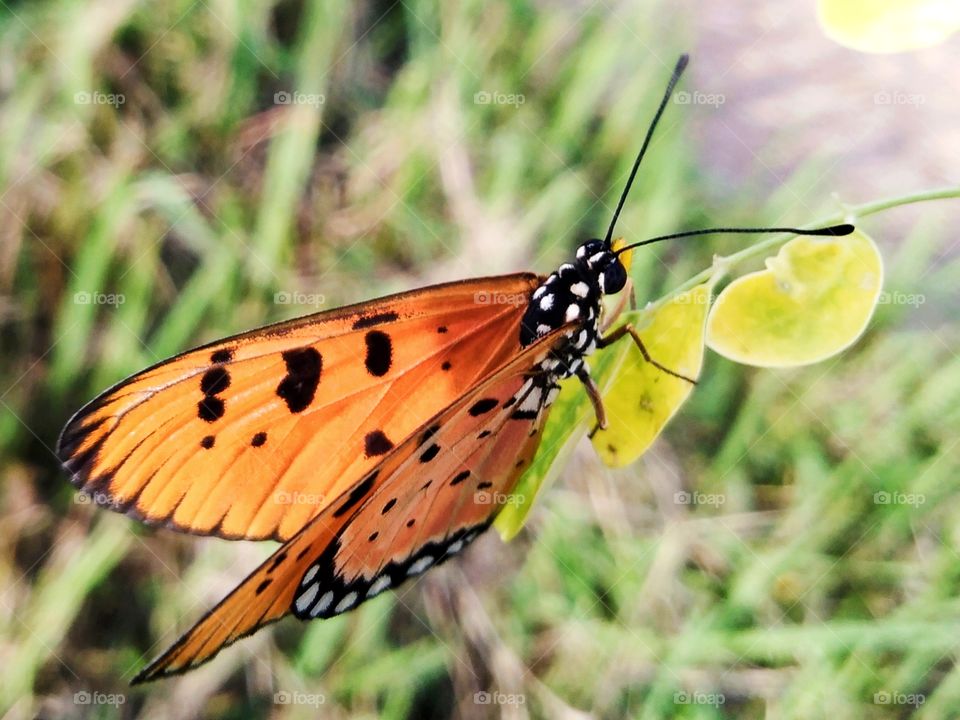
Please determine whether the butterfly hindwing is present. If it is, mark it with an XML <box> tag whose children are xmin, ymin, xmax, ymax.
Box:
<box><xmin>131</xmin><ymin>330</ymin><xmax>564</xmax><ymax>683</ymax></box>
<box><xmin>59</xmin><ymin>274</ymin><xmax>541</xmax><ymax>541</ymax></box>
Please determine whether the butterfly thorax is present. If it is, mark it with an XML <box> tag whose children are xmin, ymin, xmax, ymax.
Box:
<box><xmin>519</xmin><ymin>239</ymin><xmax>627</xmax><ymax>380</ymax></box>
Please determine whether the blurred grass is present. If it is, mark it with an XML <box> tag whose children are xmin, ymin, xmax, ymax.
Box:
<box><xmin>0</xmin><ymin>1</ymin><xmax>958</xmax><ymax>719</ymax></box>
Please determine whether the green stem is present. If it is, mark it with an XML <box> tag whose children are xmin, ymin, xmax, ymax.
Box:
<box><xmin>647</xmin><ymin>185</ymin><xmax>960</xmax><ymax>312</ymax></box>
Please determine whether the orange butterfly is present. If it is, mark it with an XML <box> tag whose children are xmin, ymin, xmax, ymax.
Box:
<box><xmin>57</xmin><ymin>55</ymin><xmax>852</xmax><ymax>682</ymax></box>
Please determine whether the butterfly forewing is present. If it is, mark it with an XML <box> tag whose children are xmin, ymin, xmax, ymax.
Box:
<box><xmin>59</xmin><ymin>274</ymin><xmax>541</xmax><ymax>541</ymax></box>
<box><xmin>131</xmin><ymin>330</ymin><xmax>564</xmax><ymax>683</ymax></box>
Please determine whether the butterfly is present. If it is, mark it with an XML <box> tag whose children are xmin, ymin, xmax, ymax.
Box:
<box><xmin>56</xmin><ymin>54</ymin><xmax>852</xmax><ymax>683</ymax></box>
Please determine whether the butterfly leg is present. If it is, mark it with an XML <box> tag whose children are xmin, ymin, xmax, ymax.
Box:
<box><xmin>576</xmin><ymin>367</ymin><xmax>608</xmax><ymax>438</ymax></box>
<box><xmin>598</xmin><ymin>324</ymin><xmax>698</xmax><ymax>385</ymax></box>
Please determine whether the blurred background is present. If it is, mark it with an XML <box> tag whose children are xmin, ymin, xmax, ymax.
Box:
<box><xmin>1</xmin><ymin>1</ymin><xmax>958</xmax><ymax>718</ymax></box>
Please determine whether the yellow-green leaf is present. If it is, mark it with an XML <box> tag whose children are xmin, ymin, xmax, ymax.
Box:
<box><xmin>705</xmin><ymin>229</ymin><xmax>883</xmax><ymax>368</ymax></box>
<box><xmin>591</xmin><ymin>283</ymin><xmax>711</xmax><ymax>468</ymax></box>
<box><xmin>817</xmin><ymin>0</ymin><xmax>960</xmax><ymax>53</ymax></box>
<box><xmin>493</xmin><ymin>334</ymin><xmax>628</xmax><ymax>541</ymax></box>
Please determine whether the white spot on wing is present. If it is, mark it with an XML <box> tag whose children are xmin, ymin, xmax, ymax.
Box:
<box><xmin>537</xmin><ymin>324</ymin><xmax>551</xmax><ymax>336</ymax></box>
<box><xmin>311</xmin><ymin>590</ymin><xmax>335</xmax><ymax>617</ymax></box>
<box><xmin>539</xmin><ymin>294</ymin><xmax>554</xmax><ymax>311</ymax></box>
<box><xmin>408</xmin><ymin>556</ymin><xmax>434</xmax><ymax>576</ymax></box>
<box><xmin>565</xmin><ymin>304</ymin><xmax>581</xmax><ymax>322</ymax></box>
<box><xmin>446</xmin><ymin>539</ymin><xmax>464</xmax><ymax>555</ymax></box>
<box><xmin>367</xmin><ymin>575</ymin><xmax>391</xmax><ymax>598</ymax></box>
<box><xmin>334</xmin><ymin>591</ymin><xmax>358</xmax><ymax>613</ymax></box>
<box><xmin>533</xmin><ymin>286</ymin><xmax>546</xmax><ymax>299</ymax></box>
<box><xmin>302</xmin><ymin>565</ymin><xmax>318</xmax><ymax>586</ymax></box>
<box><xmin>295</xmin><ymin>582</ymin><xmax>319</xmax><ymax>613</ymax></box>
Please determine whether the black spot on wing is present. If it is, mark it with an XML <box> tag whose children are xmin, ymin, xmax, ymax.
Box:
<box><xmin>277</xmin><ymin>347</ymin><xmax>322</xmax><ymax>413</ymax></box>
<box><xmin>364</xmin><ymin>331</ymin><xmax>392</xmax><ymax>376</ymax></box>
<box><xmin>352</xmin><ymin>311</ymin><xmax>399</xmax><ymax>329</ymax></box>
<box><xmin>268</xmin><ymin>551</ymin><xmax>288</xmax><ymax>573</ymax></box>
<box><xmin>419</xmin><ymin>444</ymin><xmax>440</xmax><ymax>463</ymax></box>
<box><xmin>333</xmin><ymin>471</ymin><xmax>378</xmax><ymax>518</ymax></box>
<box><xmin>364</xmin><ymin>430</ymin><xmax>394</xmax><ymax>457</ymax></box>
<box><xmin>441</xmin><ymin>361</ymin><xmax>452</xmax><ymax>371</ymax></box>
<box><xmin>200</xmin><ymin>367</ymin><xmax>231</xmax><ymax>395</ymax></box>
<box><xmin>437</xmin><ymin>326</ymin><xmax>448</xmax><ymax>334</ymax></box>
<box><xmin>200</xmin><ymin>435</ymin><xmax>215</xmax><ymax>449</ymax></box>
<box><xmin>382</xmin><ymin>498</ymin><xmax>397</xmax><ymax>514</ymax></box>
<box><xmin>451</xmin><ymin>470</ymin><xmax>470</xmax><ymax>486</ymax></box>
<box><xmin>419</xmin><ymin>424</ymin><xmax>440</xmax><ymax>445</ymax></box>
<box><xmin>255</xmin><ymin>579</ymin><xmax>272</xmax><ymax>595</ymax></box>
<box><xmin>469</xmin><ymin>398</ymin><xmax>498</xmax><ymax>416</ymax></box>
<box><xmin>406</xmin><ymin>518</ymin><xmax>415</xmax><ymax>528</ymax></box>
<box><xmin>251</xmin><ymin>432</ymin><xmax>267</xmax><ymax>447</ymax></box>
<box><xmin>198</xmin><ymin>396</ymin><xmax>225</xmax><ymax>422</ymax></box>
<box><xmin>477</xmin><ymin>481</ymin><xmax>493</xmax><ymax>490</ymax></box>
<box><xmin>369</xmin><ymin>531</ymin><xmax>379</xmax><ymax>542</ymax></box>
<box><xmin>210</xmin><ymin>348</ymin><xmax>234</xmax><ymax>363</ymax></box>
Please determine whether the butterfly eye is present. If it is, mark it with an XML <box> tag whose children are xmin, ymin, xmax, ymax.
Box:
<box><xmin>601</xmin><ymin>260</ymin><xmax>628</xmax><ymax>294</ymax></box>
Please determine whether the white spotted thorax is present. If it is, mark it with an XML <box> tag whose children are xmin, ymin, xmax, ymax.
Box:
<box><xmin>519</xmin><ymin>238</ymin><xmax>628</xmax><ymax>376</ymax></box>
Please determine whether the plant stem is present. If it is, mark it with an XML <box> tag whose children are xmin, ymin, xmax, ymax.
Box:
<box><xmin>647</xmin><ymin>185</ymin><xmax>960</xmax><ymax>312</ymax></box>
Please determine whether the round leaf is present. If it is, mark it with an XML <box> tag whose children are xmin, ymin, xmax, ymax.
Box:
<box><xmin>817</xmin><ymin>0</ymin><xmax>960</xmax><ymax>53</ymax></box>
<box><xmin>705</xmin><ymin>230</ymin><xmax>883</xmax><ymax>368</ymax></box>
<box><xmin>591</xmin><ymin>283</ymin><xmax>711</xmax><ymax>468</ymax></box>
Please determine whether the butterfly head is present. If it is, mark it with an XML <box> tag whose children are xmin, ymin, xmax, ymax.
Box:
<box><xmin>575</xmin><ymin>239</ymin><xmax>628</xmax><ymax>295</ymax></box>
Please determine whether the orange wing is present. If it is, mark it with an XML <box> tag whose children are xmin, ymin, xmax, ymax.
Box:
<box><xmin>59</xmin><ymin>274</ymin><xmax>541</xmax><ymax>541</ymax></box>
<box><xmin>131</xmin><ymin>330</ymin><xmax>563</xmax><ymax>683</ymax></box>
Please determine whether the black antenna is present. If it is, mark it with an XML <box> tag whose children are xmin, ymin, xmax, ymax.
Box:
<box><xmin>603</xmin><ymin>54</ymin><xmax>689</xmax><ymax>247</ymax></box>
<box><xmin>614</xmin><ymin>223</ymin><xmax>855</xmax><ymax>256</ymax></box>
